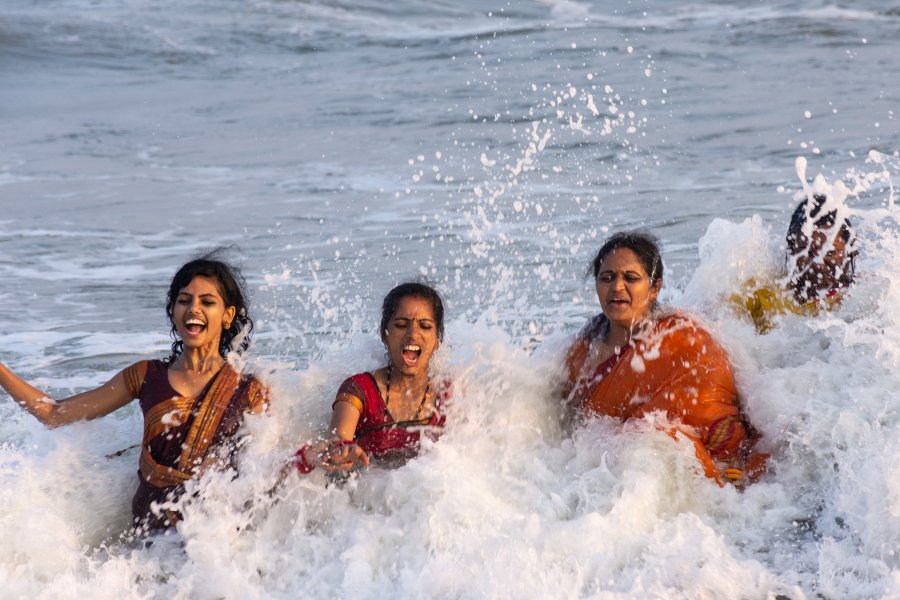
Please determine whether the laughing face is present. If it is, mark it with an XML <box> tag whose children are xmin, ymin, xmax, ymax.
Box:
<box><xmin>595</xmin><ymin>247</ymin><xmax>660</xmax><ymax>331</ymax></box>
<box><xmin>382</xmin><ymin>295</ymin><xmax>439</xmax><ymax>376</ymax></box>
<box><xmin>171</xmin><ymin>275</ymin><xmax>236</xmax><ymax>353</ymax></box>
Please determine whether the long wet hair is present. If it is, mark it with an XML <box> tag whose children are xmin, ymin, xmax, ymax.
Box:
<box><xmin>164</xmin><ymin>250</ymin><xmax>254</xmax><ymax>364</ymax></box>
<box><xmin>380</xmin><ymin>282</ymin><xmax>445</xmax><ymax>342</ymax></box>
<box><xmin>786</xmin><ymin>194</ymin><xmax>858</xmax><ymax>289</ymax></box>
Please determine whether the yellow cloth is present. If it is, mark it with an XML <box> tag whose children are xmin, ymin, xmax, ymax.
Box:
<box><xmin>730</xmin><ymin>279</ymin><xmax>839</xmax><ymax>333</ymax></box>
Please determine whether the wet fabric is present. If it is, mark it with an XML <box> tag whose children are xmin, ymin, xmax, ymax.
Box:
<box><xmin>334</xmin><ymin>372</ymin><xmax>447</xmax><ymax>462</ymax></box>
<box><xmin>123</xmin><ymin>360</ymin><xmax>267</xmax><ymax>531</ymax></box>
<box><xmin>565</xmin><ymin>312</ymin><xmax>757</xmax><ymax>485</ymax></box>
<box><xmin>730</xmin><ymin>279</ymin><xmax>841</xmax><ymax>333</ymax></box>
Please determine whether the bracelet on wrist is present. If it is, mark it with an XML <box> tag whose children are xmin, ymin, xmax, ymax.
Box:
<box><xmin>294</xmin><ymin>445</ymin><xmax>315</xmax><ymax>474</ymax></box>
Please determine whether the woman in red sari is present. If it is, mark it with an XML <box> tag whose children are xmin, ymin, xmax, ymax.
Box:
<box><xmin>295</xmin><ymin>283</ymin><xmax>448</xmax><ymax>473</ymax></box>
<box><xmin>564</xmin><ymin>231</ymin><xmax>763</xmax><ymax>485</ymax></box>
<box><xmin>0</xmin><ymin>252</ymin><xmax>267</xmax><ymax>532</ymax></box>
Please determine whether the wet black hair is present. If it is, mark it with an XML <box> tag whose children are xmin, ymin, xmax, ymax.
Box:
<box><xmin>588</xmin><ymin>230</ymin><xmax>664</xmax><ymax>289</ymax></box>
<box><xmin>164</xmin><ymin>249</ymin><xmax>253</xmax><ymax>364</ymax></box>
<box><xmin>380</xmin><ymin>282</ymin><xmax>445</xmax><ymax>342</ymax></box>
<box><xmin>786</xmin><ymin>194</ymin><xmax>857</xmax><ymax>288</ymax></box>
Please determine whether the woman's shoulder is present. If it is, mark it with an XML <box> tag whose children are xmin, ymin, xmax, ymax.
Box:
<box><xmin>576</xmin><ymin>313</ymin><xmax>607</xmax><ymax>341</ymax></box>
<box><xmin>651</xmin><ymin>309</ymin><xmax>719</xmax><ymax>343</ymax></box>
<box><xmin>434</xmin><ymin>375</ymin><xmax>453</xmax><ymax>403</ymax></box>
<box><xmin>339</xmin><ymin>371</ymin><xmax>379</xmax><ymax>389</ymax></box>
<box><xmin>121</xmin><ymin>359</ymin><xmax>167</xmax><ymax>398</ymax></box>
<box><xmin>238</xmin><ymin>370</ymin><xmax>269</xmax><ymax>412</ymax></box>
<box><xmin>218</xmin><ymin>365</ymin><xmax>272</xmax><ymax>413</ymax></box>
<box><xmin>336</xmin><ymin>372</ymin><xmax>379</xmax><ymax>399</ymax></box>
<box><xmin>237</xmin><ymin>369</ymin><xmax>268</xmax><ymax>393</ymax></box>
<box><xmin>652</xmin><ymin>308</ymin><xmax>698</xmax><ymax>329</ymax></box>
<box><xmin>564</xmin><ymin>316</ymin><xmax>602</xmax><ymax>381</ymax></box>
<box><xmin>124</xmin><ymin>358</ymin><xmax>164</xmax><ymax>371</ymax></box>
<box><xmin>333</xmin><ymin>372</ymin><xmax>380</xmax><ymax>414</ymax></box>
<box><xmin>647</xmin><ymin>309</ymin><xmax>734</xmax><ymax>364</ymax></box>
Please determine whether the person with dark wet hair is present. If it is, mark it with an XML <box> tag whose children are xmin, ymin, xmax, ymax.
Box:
<box><xmin>294</xmin><ymin>282</ymin><xmax>449</xmax><ymax>474</ymax></box>
<box><xmin>0</xmin><ymin>250</ymin><xmax>267</xmax><ymax>532</ymax></box>
<box><xmin>565</xmin><ymin>230</ymin><xmax>764</xmax><ymax>486</ymax></box>
<box><xmin>785</xmin><ymin>194</ymin><xmax>857</xmax><ymax>303</ymax></box>
<box><xmin>163</xmin><ymin>255</ymin><xmax>255</xmax><ymax>363</ymax></box>
<box><xmin>734</xmin><ymin>193</ymin><xmax>859</xmax><ymax>333</ymax></box>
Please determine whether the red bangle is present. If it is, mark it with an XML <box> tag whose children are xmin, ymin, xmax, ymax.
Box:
<box><xmin>294</xmin><ymin>445</ymin><xmax>314</xmax><ymax>474</ymax></box>
<box><xmin>333</xmin><ymin>439</ymin><xmax>355</xmax><ymax>449</ymax></box>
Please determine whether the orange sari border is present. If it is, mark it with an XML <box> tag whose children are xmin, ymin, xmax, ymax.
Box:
<box><xmin>143</xmin><ymin>396</ymin><xmax>197</xmax><ymax>444</ymax></box>
<box><xmin>138</xmin><ymin>363</ymin><xmax>247</xmax><ymax>489</ymax></box>
<box><xmin>177</xmin><ymin>364</ymin><xmax>240</xmax><ymax>473</ymax></box>
<box><xmin>139</xmin><ymin>446</ymin><xmax>191</xmax><ymax>488</ymax></box>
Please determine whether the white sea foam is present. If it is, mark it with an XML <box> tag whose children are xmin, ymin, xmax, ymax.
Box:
<box><xmin>2</xmin><ymin>184</ymin><xmax>898</xmax><ymax>597</ymax></box>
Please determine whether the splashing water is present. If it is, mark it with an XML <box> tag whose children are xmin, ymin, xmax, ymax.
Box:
<box><xmin>2</xmin><ymin>1</ymin><xmax>900</xmax><ymax>598</ymax></box>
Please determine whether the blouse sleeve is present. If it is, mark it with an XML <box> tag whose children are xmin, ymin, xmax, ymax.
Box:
<box><xmin>333</xmin><ymin>377</ymin><xmax>365</xmax><ymax>413</ymax></box>
<box><xmin>122</xmin><ymin>360</ymin><xmax>149</xmax><ymax>399</ymax></box>
<box><xmin>247</xmin><ymin>378</ymin><xmax>269</xmax><ymax>415</ymax></box>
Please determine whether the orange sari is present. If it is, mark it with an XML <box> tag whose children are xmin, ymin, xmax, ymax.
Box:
<box><xmin>565</xmin><ymin>313</ymin><xmax>758</xmax><ymax>485</ymax></box>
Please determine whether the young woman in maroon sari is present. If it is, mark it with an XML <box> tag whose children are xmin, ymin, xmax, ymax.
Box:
<box><xmin>295</xmin><ymin>283</ymin><xmax>448</xmax><ymax>473</ymax></box>
<box><xmin>0</xmin><ymin>253</ymin><xmax>267</xmax><ymax>532</ymax></box>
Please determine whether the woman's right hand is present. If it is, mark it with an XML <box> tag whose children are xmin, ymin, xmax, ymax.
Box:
<box><xmin>292</xmin><ymin>386</ymin><xmax>371</xmax><ymax>475</ymax></box>
<box><xmin>306</xmin><ymin>439</ymin><xmax>370</xmax><ymax>473</ymax></box>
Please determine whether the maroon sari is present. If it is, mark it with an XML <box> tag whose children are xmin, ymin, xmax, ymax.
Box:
<box><xmin>123</xmin><ymin>360</ymin><xmax>267</xmax><ymax>531</ymax></box>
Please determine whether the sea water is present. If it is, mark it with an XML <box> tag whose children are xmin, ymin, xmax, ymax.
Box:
<box><xmin>1</xmin><ymin>1</ymin><xmax>899</xmax><ymax>598</ymax></box>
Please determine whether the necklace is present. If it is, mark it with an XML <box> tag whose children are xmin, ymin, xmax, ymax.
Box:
<box><xmin>385</xmin><ymin>365</ymin><xmax>430</xmax><ymax>420</ymax></box>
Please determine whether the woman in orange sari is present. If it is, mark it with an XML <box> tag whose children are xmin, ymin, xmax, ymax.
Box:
<box><xmin>0</xmin><ymin>252</ymin><xmax>267</xmax><ymax>532</ymax></box>
<box><xmin>564</xmin><ymin>231</ymin><xmax>763</xmax><ymax>485</ymax></box>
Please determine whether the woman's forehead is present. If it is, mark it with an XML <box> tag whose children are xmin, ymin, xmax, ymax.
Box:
<box><xmin>391</xmin><ymin>296</ymin><xmax>435</xmax><ymax>319</ymax></box>
<box><xmin>599</xmin><ymin>248</ymin><xmax>646</xmax><ymax>271</ymax></box>
<box><xmin>178</xmin><ymin>275</ymin><xmax>222</xmax><ymax>296</ymax></box>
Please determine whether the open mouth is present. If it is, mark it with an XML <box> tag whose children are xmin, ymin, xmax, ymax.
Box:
<box><xmin>607</xmin><ymin>298</ymin><xmax>630</xmax><ymax>308</ymax></box>
<box><xmin>401</xmin><ymin>344</ymin><xmax>422</xmax><ymax>367</ymax></box>
<box><xmin>184</xmin><ymin>318</ymin><xmax>206</xmax><ymax>336</ymax></box>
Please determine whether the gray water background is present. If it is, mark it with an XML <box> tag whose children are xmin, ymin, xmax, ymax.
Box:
<box><xmin>3</xmin><ymin>1</ymin><xmax>898</xmax><ymax>375</ymax></box>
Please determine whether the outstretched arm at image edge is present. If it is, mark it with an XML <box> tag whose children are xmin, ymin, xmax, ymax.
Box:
<box><xmin>0</xmin><ymin>361</ymin><xmax>135</xmax><ymax>428</ymax></box>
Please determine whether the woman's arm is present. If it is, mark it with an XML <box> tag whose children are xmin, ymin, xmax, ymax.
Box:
<box><xmin>0</xmin><ymin>361</ymin><xmax>135</xmax><ymax>428</ymax></box>
<box><xmin>329</xmin><ymin>400</ymin><xmax>362</xmax><ymax>442</ymax></box>
<box><xmin>295</xmin><ymin>397</ymin><xmax>370</xmax><ymax>474</ymax></box>
<box><xmin>315</xmin><ymin>400</ymin><xmax>370</xmax><ymax>471</ymax></box>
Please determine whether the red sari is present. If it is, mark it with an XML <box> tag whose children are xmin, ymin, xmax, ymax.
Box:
<box><xmin>335</xmin><ymin>373</ymin><xmax>448</xmax><ymax>461</ymax></box>
<box><xmin>123</xmin><ymin>360</ymin><xmax>267</xmax><ymax>530</ymax></box>
<box><xmin>565</xmin><ymin>313</ymin><xmax>760</xmax><ymax>484</ymax></box>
